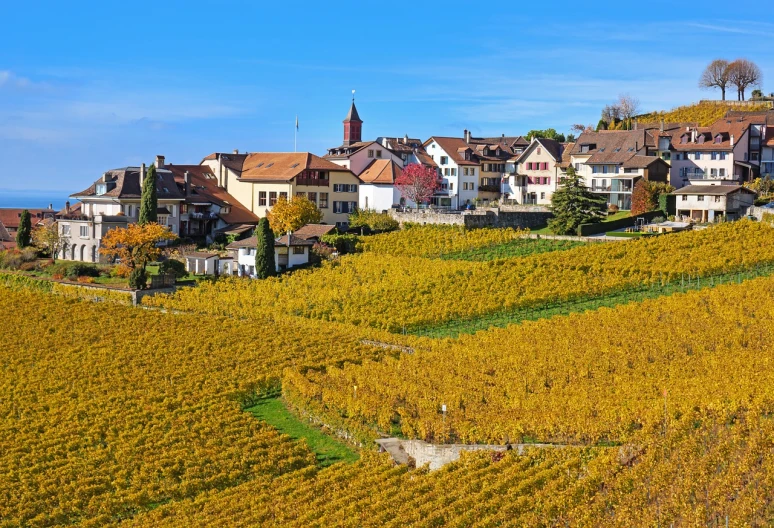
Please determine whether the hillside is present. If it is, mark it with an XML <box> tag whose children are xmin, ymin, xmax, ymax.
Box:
<box><xmin>635</xmin><ymin>101</ymin><xmax>772</xmax><ymax>127</ymax></box>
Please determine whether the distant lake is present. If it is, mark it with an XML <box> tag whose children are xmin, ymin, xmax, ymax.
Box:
<box><xmin>0</xmin><ymin>190</ymin><xmax>71</xmax><ymax>210</ymax></box>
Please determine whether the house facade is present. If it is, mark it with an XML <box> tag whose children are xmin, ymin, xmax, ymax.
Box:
<box><xmin>673</xmin><ymin>185</ymin><xmax>756</xmax><ymax>222</ymax></box>
<box><xmin>565</xmin><ymin>130</ymin><xmax>669</xmax><ymax>210</ymax></box>
<box><xmin>58</xmin><ymin>159</ymin><xmax>185</xmax><ymax>262</ymax></box>
<box><xmin>357</xmin><ymin>159</ymin><xmax>404</xmax><ymax>212</ymax></box>
<box><xmin>507</xmin><ymin>138</ymin><xmax>566</xmax><ymax>205</ymax></box>
<box><xmin>202</xmin><ymin>152</ymin><xmax>361</xmax><ymax>230</ymax></box>
<box><xmin>226</xmin><ymin>234</ymin><xmax>314</xmax><ymax>277</ymax></box>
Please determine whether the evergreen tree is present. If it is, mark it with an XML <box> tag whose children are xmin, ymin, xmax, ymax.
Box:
<box><xmin>254</xmin><ymin>218</ymin><xmax>276</xmax><ymax>279</ymax></box>
<box><xmin>138</xmin><ymin>165</ymin><xmax>158</xmax><ymax>225</ymax></box>
<box><xmin>548</xmin><ymin>167</ymin><xmax>607</xmax><ymax>235</ymax></box>
<box><xmin>16</xmin><ymin>209</ymin><xmax>32</xmax><ymax>248</ymax></box>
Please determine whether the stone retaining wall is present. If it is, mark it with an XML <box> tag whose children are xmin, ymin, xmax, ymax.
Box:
<box><xmin>389</xmin><ymin>208</ymin><xmax>552</xmax><ymax>229</ymax></box>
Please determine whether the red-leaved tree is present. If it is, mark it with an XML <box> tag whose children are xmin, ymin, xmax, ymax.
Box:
<box><xmin>396</xmin><ymin>163</ymin><xmax>440</xmax><ymax>206</ymax></box>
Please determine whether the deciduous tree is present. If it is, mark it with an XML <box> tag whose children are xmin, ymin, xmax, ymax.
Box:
<box><xmin>267</xmin><ymin>195</ymin><xmax>323</xmax><ymax>235</ymax></box>
<box><xmin>548</xmin><ymin>167</ymin><xmax>607</xmax><ymax>235</ymax></box>
<box><xmin>31</xmin><ymin>221</ymin><xmax>68</xmax><ymax>260</ymax></box>
<box><xmin>99</xmin><ymin>223</ymin><xmax>176</xmax><ymax>276</ymax></box>
<box><xmin>16</xmin><ymin>209</ymin><xmax>32</xmax><ymax>248</ymax></box>
<box><xmin>139</xmin><ymin>165</ymin><xmax>158</xmax><ymax>225</ymax></box>
<box><xmin>699</xmin><ymin>59</ymin><xmax>731</xmax><ymax>100</ymax></box>
<box><xmin>728</xmin><ymin>58</ymin><xmax>762</xmax><ymax>101</ymax></box>
<box><xmin>254</xmin><ymin>218</ymin><xmax>276</xmax><ymax>279</ymax></box>
<box><xmin>396</xmin><ymin>163</ymin><xmax>440</xmax><ymax>207</ymax></box>
<box><xmin>526</xmin><ymin>128</ymin><xmax>566</xmax><ymax>142</ymax></box>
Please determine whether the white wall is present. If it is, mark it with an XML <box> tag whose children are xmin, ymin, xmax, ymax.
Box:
<box><xmin>360</xmin><ymin>184</ymin><xmax>397</xmax><ymax>212</ymax></box>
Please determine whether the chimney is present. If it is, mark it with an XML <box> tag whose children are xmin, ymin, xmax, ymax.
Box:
<box><xmin>155</xmin><ymin>155</ymin><xmax>165</xmax><ymax>168</ymax></box>
<box><xmin>731</xmin><ymin>134</ymin><xmax>735</xmax><ymax>147</ymax></box>
<box><xmin>233</xmin><ymin>149</ymin><xmax>239</xmax><ymax>154</ymax></box>
<box><xmin>464</xmin><ymin>129</ymin><xmax>471</xmax><ymax>144</ymax></box>
<box><xmin>691</xmin><ymin>129</ymin><xmax>697</xmax><ymax>143</ymax></box>
<box><xmin>403</xmin><ymin>134</ymin><xmax>409</xmax><ymax>144</ymax></box>
<box><xmin>102</xmin><ymin>172</ymin><xmax>109</xmax><ymax>183</ymax></box>
<box><xmin>660</xmin><ymin>119</ymin><xmax>664</xmax><ymax>132</ymax></box>
<box><xmin>140</xmin><ymin>163</ymin><xmax>146</xmax><ymax>186</ymax></box>
<box><xmin>65</xmin><ymin>201</ymin><xmax>71</xmax><ymax>214</ymax></box>
<box><xmin>184</xmin><ymin>171</ymin><xmax>191</xmax><ymax>196</ymax></box>
<box><xmin>48</xmin><ymin>203</ymin><xmax>53</xmax><ymax>211</ymax></box>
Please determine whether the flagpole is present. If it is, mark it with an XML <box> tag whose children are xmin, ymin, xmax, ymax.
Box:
<box><xmin>294</xmin><ymin>115</ymin><xmax>298</xmax><ymax>152</ymax></box>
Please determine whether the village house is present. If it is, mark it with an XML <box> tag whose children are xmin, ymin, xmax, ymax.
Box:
<box><xmin>0</xmin><ymin>207</ymin><xmax>58</xmax><ymax>248</ymax></box>
<box><xmin>163</xmin><ymin>164</ymin><xmax>259</xmax><ymax>240</ymax></box>
<box><xmin>424</xmin><ymin>131</ymin><xmax>525</xmax><ymax>208</ymax></box>
<box><xmin>673</xmin><ymin>184</ymin><xmax>756</xmax><ymax>222</ymax></box>
<box><xmin>225</xmin><ymin>233</ymin><xmax>315</xmax><ymax>277</ymax></box>
<box><xmin>507</xmin><ymin>138</ymin><xmax>568</xmax><ymax>205</ymax></box>
<box><xmin>664</xmin><ymin>117</ymin><xmax>757</xmax><ymax>188</ymax></box>
<box><xmin>566</xmin><ymin>130</ymin><xmax>670</xmax><ymax>210</ymax></box>
<box><xmin>58</xmin><ymin>159</ymin><xmax>185</xmax><ymax>262</ymax></box>
<box><xmin>201</xmin><ymin>151</ymin><xmax>360</xmax><ymax>230</ymax></box>
<box><xmin>357</xmin><ymin>159</ymin><xmax>404</xmax><ymax>212</ymax></box>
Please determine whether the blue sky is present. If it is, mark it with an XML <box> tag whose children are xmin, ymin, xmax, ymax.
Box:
<box><xmin>1</xmin><ymin>1</ymin><xmax>773</xmax><ymax>194</ymax></box>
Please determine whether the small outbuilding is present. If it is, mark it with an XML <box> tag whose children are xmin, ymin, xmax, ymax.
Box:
<box><xmin>185</xmin><ymin>252</ymin><xmax>219</xmax><ymax>275</ymax></box>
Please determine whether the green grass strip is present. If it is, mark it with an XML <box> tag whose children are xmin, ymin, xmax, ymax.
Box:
<box><xmin>246</xmin><ymin>397</ymin><xmax>359</xmax><ymax>467</ymax></box>
<box><xmin>440</xmin><ymin>238</ymin><xmax>584</xmax><ymax>261</ymax></box>
<box><xmin>408</xmin><ymin>263</ymin><xmax>774</xmax><ymax>339</ymax></box>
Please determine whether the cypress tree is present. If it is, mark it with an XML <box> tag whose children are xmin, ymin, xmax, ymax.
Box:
<box><xmin>138</xmin><ymin>165</ymin><xmax>158</xmax><ymax>225</ymax></box>
<box><xmin>548</xmin><ymin>167</ymin><xmax>607</xmax><ymax>235</ymax></box>
<box><xmin>254</xmin><ymin>218</ymin><xmax>276</xmax><ymax>279</ymax></box>
<box><xmin>16</xmin><ymin>209</ymin><xmax>32</xmax><ymax>248</ymax></box>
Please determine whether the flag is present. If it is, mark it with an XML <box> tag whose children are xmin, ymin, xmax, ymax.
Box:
<box><xmin>295</xmin><ymin>115</ymin><xmax>299</xmax><ymax>130</ymax></box>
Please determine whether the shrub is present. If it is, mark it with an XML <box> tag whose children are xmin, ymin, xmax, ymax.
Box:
<box><xmin>66</xmin><ymin>263</ymin><xmax>100</xmax><ymax>280</ymax></box>
<box><xmin>311</xmin><ymin>242</ymin><xmax>336</xmax><ymax>260</ymax></box>
<box><xmin>19</xmin><ymin>262</ymin><xmax>36</xmax><ymax>272</ymax></box>
<box><xmin>128</xmin><ymin>268</ymin><xmax>148</xmax><ymax>290</ymax></box>
<box><xmin>321</xmin><ymin>233</ymin><xmax>359</xmax><ymax>254</ymax></box>
<box><xmin>159</xmin><ymin>259</ymin><xmax>188</xmax><ymax>279</ymax></box>
<box><xmin>76</xmin><ymin>276</ymin><xmax>96</xmax><ymax>284</ymax></box>
<box><xmin>349</xmin><ymin>209</ymin><xmax>399</xmax><ymax>234</ymax></box>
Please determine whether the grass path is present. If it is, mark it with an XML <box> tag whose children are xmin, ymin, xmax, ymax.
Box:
<box><xmin>246</xmin><ymin>397</ymin><xmax>359</xmax><ymax>467</ymax></box>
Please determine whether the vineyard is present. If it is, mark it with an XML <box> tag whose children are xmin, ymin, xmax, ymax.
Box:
<box><xmin>0</xmin><ymin>286</ymin><xmax>401</xmax><ymax>527</ymax></box>
<box><xmin>6</xmin><ymin>220</ymin><xmax>774</xmax><ymax>526</ymax></box>
<box><xmin>636</xmin><ymin>101</ymin><xmax>771</xmax><ymax>126</ymax></box>
<box><xmin>143</xmin><ymin>221</ymin><xmax>774</xmax><ymax>331</ymax></box>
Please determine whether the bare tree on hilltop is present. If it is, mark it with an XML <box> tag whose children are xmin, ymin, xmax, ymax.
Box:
<box><xmin>699</xmin><ymin>59</ymin><xmax>731</xmax><ymax>100</ymax></box>
<box><xmin>728</xmin><ymin>59</ymin><xmax>762</xmax><ymax>101</ymax></box>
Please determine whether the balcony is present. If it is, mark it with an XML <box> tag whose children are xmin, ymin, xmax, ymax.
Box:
<box><xmin>434</xmin><ymin>189</ymin><xmax>450</xmax><ymax>196</ymax></box>
<box><xmin>591</xmin><ymin>186</ymin><xmax>611</xmax><ymax>192</ymax></box>
<box><xmin>189</xmin><ymin>212</ymin><xmax>219</xmax><ymax>220</ymax></box>
<box><xmin>478</xmin><ymin>184</ymin><xmax>501</xmax><ymax>193</ymax></box>
<box><xmin>296</xmin><ymin>177</ymin><xmax>330</xmax><ymax>187</ymax></box>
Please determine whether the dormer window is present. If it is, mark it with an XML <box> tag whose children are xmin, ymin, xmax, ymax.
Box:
<box><xmin>697</xmin><ymin>135</ymin><xmax>705</xmax><ymax>144</ymax></box>
<box><xmin>714</xmin><ymin>135</ymin><xmax>722</xmax><ymax>144</ymax></box>
<box><xmin>680</xmin><ymin>135</ymin><xmax>688</xmax><ymax>144</ymax></box>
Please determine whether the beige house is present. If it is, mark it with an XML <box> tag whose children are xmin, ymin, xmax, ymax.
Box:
<box><xmin>673</xmin><ymin>185</ymin><xmax>756</xmax><ymax>223</ymax></box>
<box><xmin>202</xmin><ymin>152</ymin><xmax>361</xmax><ymax>229</ymax></box>
<box><xmin>508</xmin><ymin>138</ymin><xmax>567</xmax><ymax>205</ymax></box>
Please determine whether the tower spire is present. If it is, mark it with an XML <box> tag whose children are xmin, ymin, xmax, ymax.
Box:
<box><xmin>343</xmin><ymin>90</ymin><xmax>362</xmax><ymax>147</ymax></box>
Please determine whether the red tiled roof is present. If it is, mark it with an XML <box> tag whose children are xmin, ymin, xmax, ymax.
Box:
<box><xmin>293</xmin><ymin>223</ymin><xmax>336</xmax><ymax>240</ymax></box>
<box><xmin>359</xmin><ymin>159</ymin><xmax>403</xmax><ymax>184</ymax></box>
<box><xmin>239</xmin><ymin>153</ymin><xmax>353</xmax><ymax>182</ymax></box>
<box><xmin>165</xmin><ymin>165</ymin><xmax>259</xmax><ymax>225</ymax></box>
<box><xmin>0</xmin><ymin>208</ymin><xmax>56</xmax><ymax>230</ymax></box>
<box><xmin>665</xmin><ymin>116</ymin><xmax>756</xmax><ymax>152</ymax></box>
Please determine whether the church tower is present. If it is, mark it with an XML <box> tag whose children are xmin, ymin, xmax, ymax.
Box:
<box><xmin>342</xmin><ymin>94</ymin><xmax>362</xmax><ymax>147</ymax></box>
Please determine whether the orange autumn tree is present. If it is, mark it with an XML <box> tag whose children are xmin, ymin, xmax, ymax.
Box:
<box><xmin>267</xmin><ymin>195</ymin><xmax>323</xmax><ymax>235</ymax></box>
<box><xmin>100</xmin><ymin>223</ymin><xmax>177</xmax><ymax>277</ymax></box>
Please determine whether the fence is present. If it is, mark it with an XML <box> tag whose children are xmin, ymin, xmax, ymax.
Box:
<box><xmin>404</xmin><ymin>261</ymin><xmax>774</xmax><ymax>339</ymax></box>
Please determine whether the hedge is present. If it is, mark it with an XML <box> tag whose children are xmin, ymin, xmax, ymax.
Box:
<box><xmin>577</xmin><ymin>210</ymin><xmax>665</xmax><ymax>237</ymax></box>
